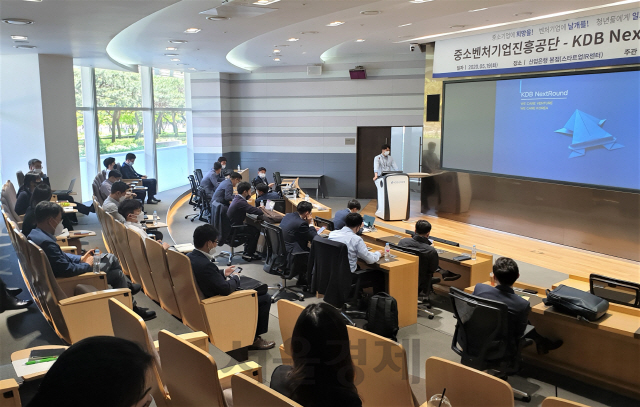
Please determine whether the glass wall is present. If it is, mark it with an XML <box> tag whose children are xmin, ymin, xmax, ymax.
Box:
<box><xmin>74</xmin><ymin>67</ymin><xmax>91</xmax><ymax>202</ymax></box>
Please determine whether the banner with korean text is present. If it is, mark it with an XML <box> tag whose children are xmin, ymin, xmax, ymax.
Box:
<box><xmin>433</xmin><ymin>8</ymin><xmax>640</xmax><ymax>78</ymax></box>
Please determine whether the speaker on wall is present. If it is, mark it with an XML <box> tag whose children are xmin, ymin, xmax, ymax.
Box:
<box><xmin>426</xmin><ymin>94</ymin><xmax>440</xmax><ymax>122</ymax></box>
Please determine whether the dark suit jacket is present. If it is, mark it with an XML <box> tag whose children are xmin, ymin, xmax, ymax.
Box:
<box><xmin>228</xmin><ymin>195</ymin><xmax>263</xmax><ymax>226</ymax></box>
<box><xmin>200</xmin><ymin>169</ymin><xmax>221</xmax><ymax>197</ymax></box>
<box><xmin>186</xmin><ymin>250</ymin><xmax>240</xmax><ymax>298</ymax></box>
<box><xmin>255</xmin><ymin>191</ymin><xmax>280</xmax><ymax>207</ymax></box>
<box><xmin>15</xmin><ymin>189</ymin><xmax>31</xmax><ymax>216</ymax></box>
<box><xmin>473</xmin><ymin>283</ymin><xmax>530</xmax><ymax>338</ymax></box>
<box><xmin>28</xmin><ymin>227</ymin><xmax>91</xmax><ymax>278</ymax></box>
<box><xmin>280</xmin><ymin>212</ymin><xmax>317</xmax><ymax>254</ymax></box>
<box><xmin>251</xmin><ymin>176</ymin><xmax>269</xmax><ymax>189</ymax></box>
<box><xmin>397</xmin><ymin>235</ymin><xmax>439</xmax><ymax>274</ymax></box>
<box><xmin>331</xmin><ymin>208</ymin><xmax>350</xmax><ymax>230</ymax></box>
<box><xmin>120</xmin><ymin>162</ymin><xmax>142</xmax><ymax>179</ymax></box>
<box><xmin>212</xmin><ymin>179</ymin><xmax>234</xmax><ymax>205</ymax></box>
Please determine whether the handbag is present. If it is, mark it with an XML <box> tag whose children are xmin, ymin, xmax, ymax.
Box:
<box><xmin>543</xmin><ymin>284</ymin><xmax>609</xmax><ymax>321</ymax></box>
<box><xmin>238</xmin><ymin>275</ymin><xmax>268</xmax><ymax>296</ymax></box>
<box><xmin>260</xmin><ymin>207</ymin><xmax>284</xmax><ymax>224</ymax></box>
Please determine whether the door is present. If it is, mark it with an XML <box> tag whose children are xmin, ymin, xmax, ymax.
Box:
<box><xmin>356</xmin><ymin>127</ymin><xmax>391</xmax><ymax>199</ymax></box>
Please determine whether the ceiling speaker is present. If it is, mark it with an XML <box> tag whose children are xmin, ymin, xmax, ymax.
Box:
<box><xmin>349</xmin><ymin>66</ymin><xmax>366</xmax><ymax>79</ymax></box>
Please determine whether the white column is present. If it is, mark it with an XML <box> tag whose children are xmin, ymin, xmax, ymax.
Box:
<box><xmin>81</xmin><ymin>67</ymin><xmax>99</xmax><ymax>198</ymax></box>
<box><xmin>140</xmin><ymin>66</ymin><xmax>156</xmax><ymax>179</ymax></box>
<box><xmin>184</xmin><ymin>72</ymin><xmax>194</xmax><ymax>175</ymax></box>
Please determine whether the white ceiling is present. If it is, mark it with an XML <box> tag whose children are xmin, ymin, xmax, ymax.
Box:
<box><xmin>0</xmin><ymin>0</ymin><xmax>637</xmax><ymax>73</ymax></box>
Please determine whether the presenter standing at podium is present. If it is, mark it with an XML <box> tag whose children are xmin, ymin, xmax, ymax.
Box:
<box><xmin>373</xmin><ymin>144</ymin><xmax>398</xmax><ymax>181</ymax></box>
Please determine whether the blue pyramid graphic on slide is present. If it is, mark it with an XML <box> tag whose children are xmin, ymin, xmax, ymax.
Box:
<box><xmin>555</xmin><ymin>110</ymin><xmax>623</xmax><ymax>158</ymax></box>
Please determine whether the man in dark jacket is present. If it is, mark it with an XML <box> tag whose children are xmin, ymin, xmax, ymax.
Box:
<box><xmin>212</xmin><ymin>172</ymin><xmax>242</xmax><ymax>206</ymax></box>
<box><xmin>227</xmin><ymin>182</ymin><xmax>263</xmax><ymax>261</ymax></box>
<box><xmin>331</xmin><ymin>199</ymin><xmax>361</xmax><ymax>230</ymax></box>
<box><xmin>120</xmin><ymin>153</ymin><xmax>159</xmax><ymax>204</ymax></box>
<box><xmin>251</xmin><ymin>167</ymin><xmax>275</xmax><ymax>190</ymax></box>
<box><xmin>254</xmin><ymin>184</ymin><xmax>280</xmax><ymax>207</ymax></box>
<box><xmin>280</xmin><ymin>201</ymin><xmax>318</xmax><ymax>254</ymax></box>
<box><xmin>397</xmin><ymin>220</ymin><xmax>460</xmax><ymax>294</ymax></box>
<box><xmin>201</xmin><ymin>162</ymin><xmax>223</xmax><ymax>198</ymax></box>
<box><xmin>187</xmin><ymin>224</ymin><xmax>274</xmax><ymax>350</ymax></box>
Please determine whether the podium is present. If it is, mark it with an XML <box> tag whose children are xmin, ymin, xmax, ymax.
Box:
<box><xmin>375</xmin><ymin>172</ymin><xmax>410</xmax><ymax>221</ymax></box>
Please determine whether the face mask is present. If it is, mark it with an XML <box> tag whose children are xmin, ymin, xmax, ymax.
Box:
<box><xmin>136</xmin><ymin>213</ymin><xmax>145</xmax><ymax>223</ymax></box>
<box><xmin>383</xmin><ymin>151</ymin><xmax>390</xmax><ymax>156</ymax></box>
<box><xmin>208</xmin><ymin>246</ymin><xmax>217</xmax><ymax>256</ymax></box>
<box><xmin>258</xmin><ymin>173</ymin><xmax>266</xmax><ymax>179</ymax></box>
<box><xmin>245</xmin><ymin>194</ymin><xmax>251</xmax><ymax>200</ymax></box>
<box><xmin>118</xmin><ymin>195</ymin><xmax>127</xmax><ymax>203</ymax></box>
<box><xmin>53</xmin><ymin>220</ymin><xmax>64</xmax><ymax>236</ymax></box>
<box><xmin>221</xmin><ymin>164</ymin><xmax>226</xmax><ymax>169</ymax></box>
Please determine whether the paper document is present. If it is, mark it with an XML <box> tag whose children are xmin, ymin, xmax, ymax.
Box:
<box><xmin>12</xmin><ymin>357</ymin><xmax>56</xmax><ymax>378</ymax></box>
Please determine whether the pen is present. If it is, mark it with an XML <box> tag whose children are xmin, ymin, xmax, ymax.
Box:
<box><xmin>26</xmin><ymin>357</ymin><xmax>58</xmax><ymax>365</ymax></box>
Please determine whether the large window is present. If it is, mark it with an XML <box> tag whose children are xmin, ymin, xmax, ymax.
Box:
<box><xmin>74</xmin><ymin>67</ymin><xmax>91</xmax><ymax>202</ymax></box>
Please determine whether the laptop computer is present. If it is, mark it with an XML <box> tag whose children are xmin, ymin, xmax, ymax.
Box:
<box><xmin>52</xmin><ymin>178</ymin><xmax>76</xmax><ymax>195</ymax></box>
<box><xmin>362</xmin><ymin>215</ymin><xmax>375</xmax><ymax>229</ymax></box>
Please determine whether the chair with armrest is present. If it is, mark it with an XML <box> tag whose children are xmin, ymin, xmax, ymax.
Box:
<box><xmin>232</xmin><ymin>373</ymin><xmax>302</xmax><ymax>407</ymax></box>
<box><xmin>309</xmin><ymin>236</ymin><xmax>373</xmax><ymax>326</ymax></box>
<box><xmin>424</xmin><ymin>356</ymin><xmax>514</xmax><ymax>407</ymax></box>
<box><xmin>92</xmin><ymin>178</ymin><xmax>104</xmax><ymax>205</ymax></box>
<box><xmin>111</xmin><ymin>219</ymin><xmax>143</xmax><ymax>285</ymax></box>
<box><xmin>589</xmin><ymin>273</ymin><xmax>640</xmax><ymax>308</ymax></box>
<box><xmin>165</xmin><ymin>249</ymin><xmax>258</xmax><ymax>352</ymax></box>
<box><xmin>15</xmin><ymin>171</ymin><xmax>25</xmax><ymax>188</ymax></box>
<box><xmin>126</xmin><ymin>227</ymin><xmax>160</xmax><ymax>302</ymax></box>
<box><xmin>347</xmin><ymin>325</ymin><xmax>419</xmax><ymax>407</ymax></box>
<box><xmin>262</xmin><ymin>222</ymin><xmax>307</xmax><ymax>302</ymax></box>
<box><xmin>158</xmin><ymin>329</ymin><xmax>232</xmax><ymax>407</ymax></box>
<box><xmin>1</xmin><ymin>181</ymin><xmax>23</xmax><ymax>228</ymax></box>
<box><xmin>314</xmin><ymin>216</ymin><xmax>334</xmax><ymax>231</ymax></box>
<box><xmin>277</xmin><ymin>300</ymin><xmax>305</xmax><ymax>365</ymax></box>
<box><xmin>145</xmin><ymin>238</ymin><xmax>182</xmax><ymax>318</ymax></box>
<box><xmin>194</xmin><ymin>169</ymin><xmax>204</xmax><ymax>185</ymax></box>
<box><xmin>541</xmin><ymin>397</ymin><xmax>590</xmax><ymax>407</ymax></box>
<box><xmin>186</xmin><ymin>175</ymin><xmax>201</xmax><ymax>221</ymax></box>
<box><xmin>449</xmin><ymin>287</ymin><xmax>531</xmax><ymax>402</ymax></box>
<box><xmin>0</xmin><ymin>378</ymin><xmax>21</xmax><ymax>407</ymax></box>
<box><xmin>210</xmin><ymin>200</ymin><xmax>250</xmax><ymax>266</ymax></box>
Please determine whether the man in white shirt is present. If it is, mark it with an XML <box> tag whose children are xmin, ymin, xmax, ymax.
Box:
<box><xmin>102</xmin><ymin>181</ymin><xmax>130</xmax><ymax>223</ymax></box>
<box><xmin>118</xmin><ymin>199</ymin><xmax>170</xmax><ymax>249</ymax></box>
<box><xmin>100</xmin><ymin>170</ymin><xmax>122</xmax><ymax>201</ymax></box>
<box><xmin>328</xmin><ymin>212</ymin><xmax>385</xmax><ymax>293</ymax></box>
<box><xmin>373</xmin><ymin>143</ymin><xmax>398</xmax><ymax>181</ymax></box>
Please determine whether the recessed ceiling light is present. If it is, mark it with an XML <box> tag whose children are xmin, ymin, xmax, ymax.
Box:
<box><xmin>449</xmin><ymin>25</ymin><xmax>467</xmax><ymax>29</ymax></box>
<box><xmin>165</xmin><ymin>53</ymin><xmax>178</xmax><ymax>56</ymax></box>
<box><xmin>273</xmin><ymin>49</ymin><xmax>280</xmax><ymax>53</ymax></box>
<box><xmin>300</xmin><ymin>31</ymin><xmax>319</xmax><ymax>35</ymax></box>
<box><xmin>169</xmin><ymin>40</ymin><xmax>188</xmax><ymax>44</ymax></box>
<box><xmin>2</xmin><ymin>18</ymin><xmax>34</xmax><ymax>25</ymax></box>
<box><xmin>469</xmin><ymin>8</ymin><xmax>489</xmax><ymax>12</ymax></box>
<box><xmin>184</xmin><ymin>28</ymin><xmax>201</xmax><ymax>34</ymax></box>
<box><xmin>11</xmin><ymin>35</ymin><xmax>28</xmax><ymax>40</ymax></box>
<box><xmin>398</xmin><ymin>23</ymin><xmax>412</xmax><ymax>28</ymax></box>
<box><xmin>188</xmin><ymin>68</ymin><xmax>197</xmax><ymax>71</ymax></box>
<box><xmin>273</xmin><ymin>58</ymin><xmax>280</xmax><ymax>61</ymax></box>
<box><xmin>170</xmin><ymin>58</ymin><xmax>180</xmax><ymax>61</ymax></box>
<box><xmin>514</xmin><ymin>12</ymin><xmax>533</xmax><ymax>16</ymax></box>
<box><xmin>253</xmin><ymin>0</ymin><xmax>280</xmax><ymax>5</ymax></box>
<box><xmin>327</xmin><ymin>21</ymin><xmax>344</xmax><ymax>27</ymax></box>
<box><xmin>176</xmin><ymin>63</ymin><xmax>189</xmax><ymax>66</ymax></box>
<box><xmin>355</xmin><ymin>39</ymin><xmax>365</xmax><ymax>42</ymax></box>
<box><xmin>360</xmin><ymin>11</ymin><xmax>381</xmax><ymax>16</ymax></box>
<box><xmin>206</xmin><ymin>16</ymin><xmax>229</xmax><ymax>21</ymax></box>
<box><xmin>166</xmin><ymin>47</ymin><xmax>178</xmax><ymax>51</ymax></box>
<box><xmin>409</xmin><ymin>0</ymin><xmax>433</xmax><ymax>3</ymax></box>
<box><xmin>287</xmin><ymin>37</ymin><xmax>299</xmax><ymax>42</ymax></box>
<box><xmin>13</xmin><ymin>45</ymin><xmax>36</xmax><ymax>49</ymax></box>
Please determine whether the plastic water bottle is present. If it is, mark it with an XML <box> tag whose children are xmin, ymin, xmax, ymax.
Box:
<box><xmin>153</xmin><ymin>211</ymin><xmax>158</xmax><ymax>226</ymax></box>
<box><xmin>260</xmin><ymin>200</ymin><xmax>265</xmax><ymax>208</ymax></box>
<box><xmin>384</xmin><ymin>243</ymin><xmax>390</xmax><ymax>261</ymax></box>
<box><xmin>471</xmin><ymin>244</ymin><xmax>477</xmax><ymax>260</ymax></box>
<box><xmin>237</xmin><ymin>164</ymin><xmax>241</xmax><ymax>171</ymax></box>
<box><xmin>93</xmin><ymin>249</ymin><xmax>101</xmax><ymax>274</ymax></box>
<box><xmin>293</xmin><ymin>189</ymin><xmax>297</xmax><ymax>199</ymax></box>
<box><xmin>304</xmin><ymin>195</ymin><xmax>310</xmax><ymax>202</ymax></box>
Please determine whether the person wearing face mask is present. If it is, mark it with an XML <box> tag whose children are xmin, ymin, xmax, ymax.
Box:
<box><xmin>217</xmin><ymin>156</ymin><xmax>232</xmax><ymax>179</ymax></box>
<box><xmin>212</xmin><ymin>172</ymin><xmax>243</xmax><ymax>206</ymax></box>
<box><xmin>102</xmin><ymin>181</ymin><xmax>132</xmax><ymax>223</ymax></box>
<box><xmin>227</xmin><ymin>182</ymin><xmax>264</xmax><ymax>261</ymax></box>
<box><xmin>200</xmin><ymin>162</ymin><xmax>223</xmax><ymax>198</ymax></box>
<box><xmin>15</xmin><ymin>171</ymin><xmax>42</xmax><ymax>216</ymax></box>
<box><xmin>251</xmin><ymin>167</ymin><xmax>275</xmax><ymax>190</ymax></box>
<box><xmin>99</xmin><ymin>170</ymin><xmax>123</xmax><ymax>200</ymax></box>
<box><xmin>103</xmin><ymin>157</ymin><xmax>121</xmax><ymax>180</ymax></box>
<box><xmin>187</xmin><ymin>224</ymin><xmax>275</xmax><ymax>350</ymax></box>
<box><xmin>373</xmin><ymin>144</ymin><xmax>398</xmax><ymax>181</ymax></box>
<box><xmin>27</xmin><ymin>202</ymin><xmax>155</xmax><ymax>320</ymax></box>
<box><xmin>120</xmin><ymin>153</ymin><xmax>160</xmax><ymax>204</ymax></box>
<box><xmin>22</xmin><ymin>183</ymin><xmax>64</xmax><ymax>238</ymax></box>
<box><xmin>119</xmin><ymin>199</ymin><xmax>169</xmax><ymax>248</ymax></box>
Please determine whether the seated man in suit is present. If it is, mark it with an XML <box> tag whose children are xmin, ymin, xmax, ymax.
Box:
<box><xmin>28</xmin><ymin>201</ymin><xmax>154</xmax><ymax>320</ymax></box>
<box><xmin>103</xmin><ymin>157</ymin><xmax>119</xmax><ymax>179</ymax></box>
<box><xmin>120</xmin><ymin>153</ymin><xmax>159</xmax><ymax>204</ymax></box>
<box><xmin>251</xmin><ymin>167</ymin><xmax>275</xmax><ymax>190</ymax></box>
<box><xmin>218</xmin><ymin>156</ymin><xmax>232</xmax><ymax>179</ymax></box>
<box><xmin>187</xmin><ymin>224</ymin><xmax>275</xmax><ymax>350</ymax></box>
<box><xmin>102</xmin><ymin>181</ymin><xmax>131</xmax><ymax>223</ymax></box>
<box><xmin>280</xmin><ymin>201</ymin><xmax>318</xmax><ymax>255</ymax></box>
<box><xmin>118</xmin><ymin>199</ymin><xmax>167</xmax><ymax>247</ymax></box>
<box><xmin>227</xmin><ymin>182</ymin><xmax>264</xmax><ymax>261</ymax></box>
<box><xmin>473</xmin><ymin>257</ymin><xmax>562</xmax><ymax>354</ymax></box>
<box><xmin>200</xmin><ymin>162</ymin><xmax>223</xmax><ymax>198</ymax></box>
<box><xmin>332</xmin><ymin>199</ymin><xmax>361</xmax><ymax>230</ymax></box>
<box><xmin>28</xmin><ymin>158</ymin><xmax>93</xmax><ymax>216</ymax></box>
<box><xmin>254</xmin><ymin>184</ymin><xmax>280</xmax><ymax>207</ymax></box>
<box><xmin>212</xmin><ymin>172</ymin><xmax>242</xmax><ymax>206</ymax></box>
<box><xmin>397</xmin><ymin>220</ymin><xmax>460</xmax><ymax>295</ymax></box>
<box><xmin>99</xmin><ymin>170</ymin><xmax>122</xmax><ymax>201</ymax></box>
<box><xmin>328</xmin><ymin>212</ymin><xmax>385</xmax><ymax>294</ymax></box>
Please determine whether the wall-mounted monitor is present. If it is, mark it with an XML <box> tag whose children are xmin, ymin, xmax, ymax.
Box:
<box><xmin>441</xmin><ymin>68</ymin><xmax>640</xmax><ymax>192</ymax></box>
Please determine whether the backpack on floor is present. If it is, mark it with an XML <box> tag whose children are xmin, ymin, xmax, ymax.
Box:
<box><xmin>364</xmin><ymin>292</ymin><xmax>399</xmax><ymax>342</ymax></box>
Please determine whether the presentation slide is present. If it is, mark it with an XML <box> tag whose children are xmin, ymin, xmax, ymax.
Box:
<box><xmin>441</xmin><ymin>70</ymin><xmax>640</xmax><ymax>191</ymax></box>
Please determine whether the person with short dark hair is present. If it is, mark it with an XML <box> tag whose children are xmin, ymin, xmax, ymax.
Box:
<box><xmin>254</xmin><ymin>183</ymin><xmax>280</xmax><ymax>207</ymax></box>
<box><xmin>473</xmin><ymin>257</ymin><xmax>562</xmax><ymax>354</ymax></box>
<box><xmin>102</xmin><ymin>181</ymin><xmax>131</xmax><ymax>223</ymax></box>
<box><xmin>397</xmin><ymin>220</ymin><xmax>460</xmax><ymax>294</ymax></box>
<box><xmin>373</xmin><ymin>143</ymin><xmax>398</xmax><ymax>181</ymax></box>
<box><xmin>15</xmin><ymin>171</ymin><xmax>42</xmax><ymax>215</ymax></box>
<box><xmin>270</xmin><ymin>303</ymin><xmax>362</xmax><ymax>407</ymax></box>
<box><xmin>21</xmin><ymin>183</ymin><xmax>56</xmax><ymax>238</ymax></box>
<box><xmin>280</xmin><ymin>201</ymin><xmax>318</xmax><ymax>255</ymax></box>
<box><xmin>212</xmin><ymin>172</ymin><xmax>242</xmax><ymax>206</ymax></box>
<box><xmin>187</xmin><ymin>224</ymin><xmax>275</xmax><ymax>350</ymax></box>
<box><xmin>119</xmin><ymin>199</ymin><xmax>166</xmax><ymax>246</ymax></box>
<box><xmin>252</xmin><ymin>166</ymin><xmax>275</xmax><ymax>189</ymax></box>
<box><xmin>120</xmin><ymin>153</ymin><xmax>160</xmax><ymax>204</ymax></box>
<box><xmin>200</xmin><ymin>161</ymin><xmax>223</xmax><ymax>197</ymax></box>
<box><xmin>228</xmin><ymin>182</ymin><xmax>263</xmax><ymax>261</ymax></box>
<box><xmin>329</xmin><ymin>212</ymin><xmax>382</xmax><ymax>273</ymax></box>
<box><xmin>99</xmin><ymin>170</ymin><xmax>122</xmax><ymax>200</ymax></box>
<box><xmin>218</xmin><ymin>156</ymin><xmax>232</xmax><ymax>178</ymax></box>
<box><xmin>28</xmin><ymin>159</ymin><xmax>93</xmax><ymax>216</ymax></box>
<box><xmin>27</xmin><ymin>202</ymin><xmax>154</xmax><ymax>320</ymax></box>
<box><xmin>332</xmin><ymin>199</ymin><xmax>361</xmax><ymax>230</ymax></box>
<box><xmin>26</xmin><ymin>336</ymin><xmax>154</xmax><ymax>407</ymax></box>
<box><xmin>102</xmin><ymin>157</ymin><xmax>119</xmax><ymax>179</ymax></box>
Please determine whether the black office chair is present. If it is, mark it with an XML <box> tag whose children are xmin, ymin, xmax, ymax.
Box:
<box><xmin>314</xmin><ymin>216</ymin><xmax>335</xmax><ymax>231</ymax></box>
<box><xmin>390</xmin><ymin>244</ymin><xmax>440</xmax><ymax>320</ymax></box>
<box><xmin>273</xmin><ymin>172</ymin><xmax>285</xmax><ymax>194</ymax></box>
<box><xmin>194</xmin><ymin>169</ymin><xmax>203</xmax><ymax>186</ymax></box>
<box><xmin>449</xmin><ymin>287</ymin><xmax>531</xmax><ymax>402</ymax></box>
<box><xmin>262</xmin><ymin>223</ymin><xmax>308</xmax><ymax>302</ymax></box>
<box><xmin>210</xmin><ymin>201</ymin><xmax>250</xmax><ymax>266</ymax></box>
<box><xmin>590</xmin><ymin>274</ymin><xmax>640</xmax><ymax>308</ymax></box>
<box><xmin>185</xmin><ymin>175</ymin><xmax>201</xmax><ymax>222</ymax></box>
<box><xmin>309</xmin><ymin>236</ymin><xmax>375</xmax><ymax>326</ymax></box>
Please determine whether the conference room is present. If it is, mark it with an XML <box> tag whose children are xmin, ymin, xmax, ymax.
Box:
<box><xmin>1</xmin><ymin>0</ymin><xmax>639</xmax><ymax>406</ymax></box>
